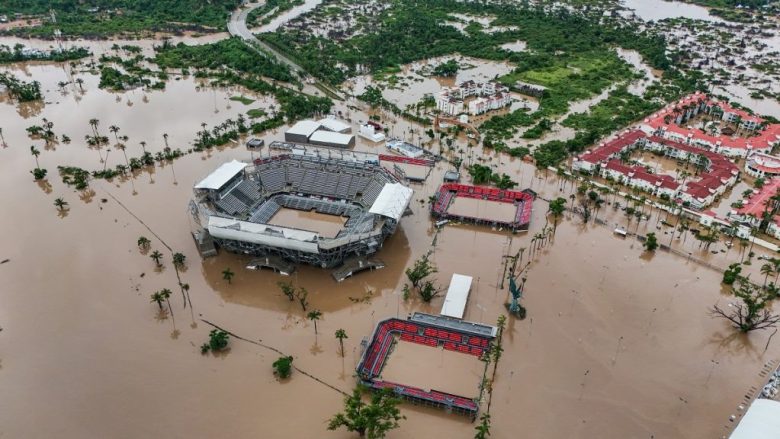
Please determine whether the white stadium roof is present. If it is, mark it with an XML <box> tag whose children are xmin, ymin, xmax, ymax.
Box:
<box><xmin>368</xmin><ymin>183</ymin><xmax>413</xmax><ymax>221</ymax></box>
<box><xmin>730</xmin><ymin>399</ymin><xmax>780</xmax><ymax>439</ymax></box>
<box><xmin>286</xmin><ymin>120</ymin><xmax>321</xmax><ymax>137</ymax></box>
<box><xmin>207</xmin><ymin>216</ymin><xmax>319</xmax><ymax>253</ymax></box>
<box><xmin>309</xmin><ymin>130</ymin><xmax>354</xmax><ymax>146</ymax></box>
<box><xmin>318</xmin><ymin>117</ymin><xmax>351</xmax><ymax>133</ymax></box>
<box><xmin>194</xmin><ymin>160</ymin><xmax>247</xmax><ymax>190</ymax></box>
<box><xmin>440</xmin><ymin>274</ymin><xmax>473</xmax><ymax>319</ymax></box>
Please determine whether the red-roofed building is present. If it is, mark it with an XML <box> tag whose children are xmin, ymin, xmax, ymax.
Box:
<box><xmin>729</xmin><ymin>178</ymin><xmax>780</xmax><ymax>239</ymax></box>
<box><xmin>745</xmin><ymin>152</ymin><xmax>780</xmax><ymax>179</ymax></box>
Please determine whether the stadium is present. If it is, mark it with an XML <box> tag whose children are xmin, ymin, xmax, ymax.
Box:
<box><xmin>431</xmin><ymin>183</ymin><xmax>535</xmax><ymax>231</ymax></box>
<box><xmin>189</xmin><ymin>152</ymin><xmax>413</xmax><ymax>271</ymax></box>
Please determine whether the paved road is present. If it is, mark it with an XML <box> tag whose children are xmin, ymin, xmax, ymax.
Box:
<box><xmin>227</xmin><ymin>2</ymin><xmax>342</xmax><ymax>100</ymax></box>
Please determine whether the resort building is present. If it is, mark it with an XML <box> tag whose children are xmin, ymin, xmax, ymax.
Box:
<box><xmin>435</xmin><ymin>80</ymin><xmax>511</xmax><ymax>116</ymax></box>
<box><xmin>745</xmin><ymin>152</ymin><xmax>780</xmax><ymax>179</ymax></box>
<box><xmin>572</xmin><ymin>130</ymin><xmax>739</xmax><ymax>209</ymax></box>
<box><xmin>639</xmin><ymin>91</ymin><xmax>780</xmax><ymax>158</ymax></box>
<box><xmin>729</xmin><ymin>177</ymin><xmax>780</xmax><ymax>239</ymax></box>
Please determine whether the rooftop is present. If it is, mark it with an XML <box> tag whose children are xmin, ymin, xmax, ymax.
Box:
<box><xmin>194</xmin><ymin>160</ymin><xmax>247</xmax><ymax>190</ymax></box>
<box><xmin>286</xmin><ymin>120</ymin><xmax>322</xmax><ymax>137</ymax></box>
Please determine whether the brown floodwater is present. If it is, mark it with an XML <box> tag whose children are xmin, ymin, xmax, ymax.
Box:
<box><xmin>1</xmin><ymin>36</ymin><xmax>779</xmax><ymax>439</ymax></box>
<box><xmin>268</xmin><ymin>207</ymin><xmax>347</xmax><ymax>238</ymax></box>
<box><xmin>447</xmin><ymin>196</ymin><xmax>518</xmax><ymax>223</ymax></box>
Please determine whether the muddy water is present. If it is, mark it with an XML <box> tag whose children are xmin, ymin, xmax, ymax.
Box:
<box><xmin>1</xmin><ymin>44</ymin><xmax>780</xmax><ymax>439</ymax></box>
<box><xmin>254</xmin><ymin>0</ymin><xmax>324</xmax><ymax>33</ymax></box>
<box><xmin>447</xmin><ymin>197</ymin><xmax>518</xmax><ymax>223</ymax></box>
<box><xmin>268</xmin><ymin>207</ymin><xmax>347</xmax><ymax>238</ymax></box>
<box><xmin>621</xmin><ymin>0</ymin><xmax>725</xmax><ymax>22</ymax></box>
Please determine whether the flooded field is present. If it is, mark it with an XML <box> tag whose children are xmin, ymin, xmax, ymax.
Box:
<box><xmin>381</xmin><ymin>339</ymin><xmax>485</xmax><ymax>398</ymax></box>
<box><xmin>1</xmin><ymin>30</ymin><xmax>780</xmax><ymax>439</ymax></box>
<box><xmin>447</xmin><ymin>197</ymin><xmax>518</xmax><ymax>223</ymax></box>
<box><xmin>268</xmin><ymin>207</ymin><xmax>347</xmax><ymax>238</ymax></box>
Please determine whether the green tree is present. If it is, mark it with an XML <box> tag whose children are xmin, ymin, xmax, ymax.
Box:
<box><xmin>307</xmin><ymin>309</ymin><xmax>323</xmax><ymax>335</ymax></box>
<box><xmin>222</xmin><ymin>267</ymin><xmax>234</xmax><ymax>284</ymax></box>
<box><xmin>722</xmin><ymin>263</ymin><xmax>742</xmax><ymax>285</ymax></box>
<box><xmin>150</xmin><ymin>250</ymin><xmax>163</xmax><ymax>267</ymax></box>
<box><xmin>273</xmin><ymin>355</ymin><xmax>294</xmax><ymax>379</ymax></box>
<box><xmin>548</xmin><ymin>197</ymin><xmax>566</xmax><ymax>233</ymax></box>
<box><xmin>172</xmin><ymin>252</ymin><xmax>186</xmax><ymax>268</ymax></box>
<box><xmin>335</xmin><ymin>328</ymin><xmax>348</xmax><ymax>357</ymax></box>
<box><xmin>327</xmin><ymin>387</ymin><xmax>404</xmax><ymax>438</ymax></box>
<box><xmin>201</xmin><ymin>329</ymin><xmax>229</xmax><ymax>354</ymax></box>
<box><xmin>474</xmin><ymin>412</ymin><xmax>491</xmax><ymax>439</ymax></box>
<box><xmin>137</xmin><ymin>236</ymin><xmax>151</xmax><ymax>249</ymax></box>
<box><xmin>278</xmin><ymin>280</ymin><xmax>296</xmax><ymax>301</ymax></box>
<box><xmin>30</xmin><ymin>145</ymin><xmax>40</xmax><ymax>168</ymax></box>
<box><xmin>644</xmin><ymin>232</ymin><xmax>658</xmax><ymax>252</ymax></box>
<box><xmin>150</xmin><ymin>291</ymin><xmax>165</xmax><ymax>310</ymax></box>
<box><xmin>712</xmin><ymin>279</ymin><xmax>780</xmax><ymax>332</ymax></box>
<box><xmin>54</xmin><ymin>197</ymin><xmax>68</xmax><ymax>211</ymax></box>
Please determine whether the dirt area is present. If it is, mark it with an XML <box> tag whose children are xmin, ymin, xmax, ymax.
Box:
<box><xmin>447</xmin><ymin>196</ymin><xmax>518</xmax><ymax>223</ymax></box>
<box><xmin>268</xmin><ymin>207</ymin><xmax>346</xmax><ymax>238</ymax></box>
<box><xmin>380</xmin><ymin>337</ymin><xmax>485</xmax><ymax>398</ymax></box>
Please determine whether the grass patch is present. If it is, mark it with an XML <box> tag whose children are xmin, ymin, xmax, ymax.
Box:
<box><xmin>247</xmin><ymin>108</ymin><xmax>267</xmax><ymax>118</ymax></box>
<box><xmin>230</xmin><ymin>95</ymin><xmax>255</xmax><ymax>105</ymax></box>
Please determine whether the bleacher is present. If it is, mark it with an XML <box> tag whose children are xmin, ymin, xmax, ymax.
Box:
<box><xmin>215</xmin><ymin>193</ymin><xmax>248</xmax><ymax>216</ymax></box>
<box><xmin>431</xmin><ymin>183</ymin><xmax>535</xmax><ymax>229</ymax></box>
<box><xmin>249</xmin><ymin>199</ymin><xmax>281</xmax><ymax>223</ymax></box>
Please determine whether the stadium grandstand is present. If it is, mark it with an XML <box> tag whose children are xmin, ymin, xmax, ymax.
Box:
<box><xmin>357</xmin><ymin>313</ymin><xmax>496</xmax><ymax>418</ymax></box>
<box><xmin>189</xmin><ymin>154</ymin><xmax>413</xmax><ymax>269</ymax></box>
<box><xmin>431</xmin><ymin>183</ymin><xmax>535</xmax><ymax>231</ymax></box>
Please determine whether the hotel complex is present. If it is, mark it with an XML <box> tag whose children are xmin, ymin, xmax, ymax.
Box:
<box><xmin>435</xmin><ymin>80</ymin><xmax>512</xmax><ymax>116</ymax></box>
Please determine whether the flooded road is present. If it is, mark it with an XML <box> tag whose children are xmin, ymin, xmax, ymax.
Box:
<box><xmin>1</xmin><ymin>34</ymin><xmax>779</xmax><ymax>439</ymax></box>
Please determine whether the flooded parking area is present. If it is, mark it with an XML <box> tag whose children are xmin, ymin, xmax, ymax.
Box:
<box><xmin>380</xmin><ymin>337</ymin><xmax>485</xmax><ymax>398</ymax></box>
<box><xmin>268</xmin><ymin>207</ymin><xmax>346</xmax><ymax>238</ymax></box>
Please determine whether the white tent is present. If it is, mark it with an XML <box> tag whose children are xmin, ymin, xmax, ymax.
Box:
<box><xmin>194</xmin><ymin>160</ymin><xmax>247</xmax><ymax>190</ymax></box>
<box><xmin>368</xmin><ymin>183</ymin><xmax>413</xmax><ymax>221</ymax></box>
<box><xmin>440</xmin><ymin>274</ymin><xmax>473</xmax><ymax>319</ymax></box>
<box><xmin>730</xmin><ymin>399</ymin><xmax>780</xmax><ymax>439</ymax></box>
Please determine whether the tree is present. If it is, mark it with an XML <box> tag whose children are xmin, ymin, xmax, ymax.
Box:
<box><xmin>222</xmin><ymin>267</ymin><xmax>235</xmax><ymax>284</ymax></box>
<box><xmin>335</xmin><ymin>328</ymin><xmax>348</xmax><ymax>357</ymax></box>
<box><xmin>75</xmin><ymin>77</ymin><xmax>84</xmax><ymax>92</ymax></box>
<box><xmin>273</xmin><ymin>355</ymin><xmax>294</xmax><ymax>378</ymax></box>
<box><xmin>150</xmin><ymin>250</ymin><xmax>163</xmax><ymax>267</ymax></box>
<box><xmin>88</xmin><ymin>118</ymin><xmax>100</xmax><ymax>137</ymax></box>
<box><xmin>548</xmin><ymin>197</ymin><xmax>566</xmax><ymax>233</ymax></box>
<box><xmin>137</xmin><ymin>236</ymin><xmax>151</xmax><ymax>249</ymax></box>
<box><xmin>150</xmin><ymin>291</ymin><xmax>166</xmax><ymax>310</ymax></box>
<box><xmin>296</xmin><ymin>287</ymin><xmax>309</xmax><ymax>311</ymax></box>
<box><xmin>327</xmin><ymin>387</ymin><xmax>404</xmax><ymax>438</ymax></box>
<box><xmin>405</xmin><ymin>253</ymin><xmax>439</xmax><ymax>302</ymax></box>
<box><xmin>172</xmin><ymin>252</ymin><xmax>186</xmax><ymax>268</ymax></box>
<box><xmin>201</xmin><ymin>329</ymin><xmax>229</xmax><ymax>354</ymax></box>
<box><xmin>30</xmin><ymin>145</ymin><xmax>40</xmax><ymax>168</ymax></box>
<box><xmin>54</xmin><ymin>197</ymin><xmax>68</xmax><ymax>211</ymax></box>
<box><xmin>474</xmin><ymin>412</ymin><xmax>491</xmax><ymax>439</ymax></box>
<box><xmin>139</xmin><ymin>141</ymin><xmax>147</xmax><ymax>154</ymax></box>
<box><xmin>278</xmin><ymin>280</ymin><xmax>296</xmax><ymax>301</ymax></box>
<box><xmin>109</xmin><ymin>125</ymin><xmax>120</xmax><ymax>142</ymax></box>
<box><xmin>761</xmin><ymin>263</ymin><xmax>775</xmax><ymax>287</ymax></box>
<box><xmin>307</xmin><ymin>309</ymin><xmax>323</xmax><ymax>335</ymax></box>
<box><xmin>644</xmin><ymin>232</ymin><xmax>658</xmax><ymax>252</ymax></box>
<box><xmin>722</xmin><ymin>263</ymin><xmax>742</xmax><ymax>285</ymax></box>
<box><xmin>711</xmin><ymin>279</ymin><xmax>780</xmax><ymax>333</ymax></box>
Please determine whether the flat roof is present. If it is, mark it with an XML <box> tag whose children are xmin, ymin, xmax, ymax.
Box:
<box><xmin>368</xmin><ymin>183</ymin><xmax>414</xmax><ymax>221</ymax></box>
<box><xmin>317</xmin><ymin>117</ymin><xmax>351</xmax><ymax>132</ymax></box>
<box><xmin>730</xmin><ymin>399</ymin><xmax>780</xmax><ymax>439</ymax></box>
<box><xmin>286</xmin><ymin>120</ymin><xmax>321</xmax><ymax>137</ymax></box>
<box><xmin>440</xmin><ymin>274</ymin><xmax>473</xmax><ymax>319</ymax></box>
<box><xmin>309</xmin><ymin>130</ymin><xmax>354</xmax><ymax>145</ymax></box>
<box><xmin>194</xmin><ymin>160</ymin><xmax>247</xmax><ymax>190</ymax></box>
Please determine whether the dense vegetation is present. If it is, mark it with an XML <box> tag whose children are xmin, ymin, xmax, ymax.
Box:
<box><xmin>246</xmin><ymin>0</ymin><xmax>305</xmax><ymax>27</ymax></box>
<box><xmin>0</xmin><ymin>72</ymin><xmax>43</xmax><ymax>101</ymax></box>
<box><xmin>0</xmin><ymin>0</ymin><xmax>240</xmax><ymax>38</ymax></box>
<box><xmin>0</xmin><ymin>44</ymin><xmax>90</xmax><ymax>64</ymax></box>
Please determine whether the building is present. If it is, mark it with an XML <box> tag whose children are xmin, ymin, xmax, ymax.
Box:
<box><xmin>317</xmin><ymin>116</ymin><xmax>352</xmax><ymax>134</ymax></box>
<box><xmin>386</xmin><ymin>139</ymin><xmax>425</xmax><ymax>158</ymax></box>
<box><xmin>440</xmin><ymin>274</ymin><xmax>473</xmax><ymax>319</ymax></box>
<box><xmin>745</xmin><ymin>152</ymin><xmax>780</xmax><ymax>178</ymax></box>
<box><xmin>284</xmin><ymin>120</ymin><xmax>321</xmax><ymax>143</ymax></box>
<box><xmin>730</xmin><ymin>399</ymin><xmax>780</xmax><ymax>439</ymax></box>
<box><xmin>358</xmin><ymin>123</ymin><xmax>385</xmax><ymax>143</ymax></box>
<box><xmin>435</xmin><ymin>81</ymin><xmax>511</xmax><ymax>116</ymax></box>
<box><xmin>513</xmin><ymin>81</ymin><xmax>547</xmax><ymax>97</ymax></box>
<box><xmin>729</xmin><ymin>177</ymin><xmax>780</xmax><ymax>239</ymax></box>
<box><xmin>308</xmin><ymin>130</ymin><xmax>355</xmax><ymax>149</ymax></box>
<box><xmin>639</xmin><ymin>91</ymin><xmax>780</xmax><ymax>158</ymax></box>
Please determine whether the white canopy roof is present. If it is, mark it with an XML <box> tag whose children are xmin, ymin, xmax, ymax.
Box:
<box><xmin>207</xmin><ymin>216</ymin><xmax>319</xmax><ymax>253</ymax></box>
<box><xmin>440</xmin><ymin>274</ymin><xmax>473</xmax><ymax>319</ymax></box>
<box><xmin>194</xmin><ymin>160</ymin><xmax>247</xmax><ymax>190</ymax></box>
<box><xmin>368</xmin><ymin>183</ymin><xmax>413</xmax><ymax>221</ymax></box>
<box><xmin>309</xmin><ymin>130</ymin><xmax>354</xmax><ymax>146</ymax></box>
<box><xmin>730</xmin><ymin>399</ymin><xmax>780</xmax><ymax>439</ymax></box>
<box><xmin>318</xmin><ymin>117</ymin><xmax>351</xmax><ymax>133</ymax></box>
<box><xmin>286</xmin><ymin>120</ymin><xmax>321</xmax><ymax>137</ymax></box>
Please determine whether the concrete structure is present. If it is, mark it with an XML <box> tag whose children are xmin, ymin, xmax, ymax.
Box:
<box><xmin>386</xmin><ymin>138</ymin><xmax>425</xmax><ymax>158</ymax></box>
<box><xmin>440</xmin><ymin>274</ymin><xmax>473</xmax><ymax>319</ymax></box>
<box><xmin>745</xmin><ymin>152</ymin><xmax>780</xmax><ymax>178</ymax></box>
<box><xmin>284</xmin><ymin>120</ymin><xmax>321</xmax><ymax>143</ymax></box>
<box><xmin>358</xmin><ymin>123</ymin><xmax>385</xmax><ymax>143</ymax></box>
<box><xmin>513</xmin><ymin>81</ymin><xmax>547</xmax><ymax>97</ymax></box>
<box><xmin>435</xmin><ymin>80</ymin><xmax>511</xmax><ymax>116</ymax></box>
<box><xmin>639</xmin><ymin>91</ymin><xmax>780</xmax><ymax>158</ymax></box>
<box><xmin>308</xmin><ymin>130</ymin><xmax>355</xmax><ymax>149</ymax></box>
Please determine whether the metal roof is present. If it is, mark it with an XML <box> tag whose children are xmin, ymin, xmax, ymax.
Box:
<box><xmin>440</xmin><ymin>274</ymin><xmax>473</xmax><ymax>319</ymax></box>
<box><xmin>286</xmin><ymin>120</ymin><xmax>321</xmax><ymax>137</ymax></box>
<box><xmin>194</xmin><ymin>160</ymin><xmax>247</xmax><ymax>190</ymax></box>
<box><xmin>730</xmin><ymin>399</ymin><xmax>780</xmax><ymax>439</ymax></box>
<box><xmin>317</xmin><ymin>117</ymin><xmax>351</xmax><ymax>133</ymax></box>
<box><xmin>309</xmin><ymin>130</ymin><xmax>354</xmax><ymax>146</ymax></box>
<box><xmin>368</xmin><ymin>183</ymin><xmax>413</xmax><ymax>221</ymax></box>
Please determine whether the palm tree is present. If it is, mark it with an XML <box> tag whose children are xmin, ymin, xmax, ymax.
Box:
<box><xmin>172</xmin><ymin>252</ymin><xmax>186</xmax><ymax>268</ymax></box>
<box><xmin>307</xmin><ymin>309</ymin><xmax>323</xmax><ymax>335</ymax></box>
<box><xmin>0</xmin><ymin>127</ymin><xmax>5</xmax><ymax>145</ymax></box>
<box><xmin>335</xmin><ymin>328</ymin><xmax>348</xmax><ymax>357</ymax></box>
<box><xmin>163</xmin><ymin>133</ymin><xmax>169</xmax><ymax>148</ymax></box>
<box><xmin>109</xmin><ymin>125</ymin><xmax>120</xmax><ymax>142</ymax></box>
<box><xmin>88</xmin><ymin>118</ymin><xmax>99</xmax><ymax>137</ymax></box>
<box><xmin>137</xmin><ymin>236</ymin><xmax>151</xmax><ymax>249</ymax></box>
<box><xmin>222</xmin><ymin>268</ymin><xmax>235</xmax><ymax>284</ymax></box>
<box><xmin>30</xmin><ymin>145</ymin><xmax>40</xmax><ymax>167</ymax></box>
<box><xmin>150</xmin><ymin>291</ymin><xmax>165</xmax><ymax>310</ymax></box>
<box><xmin>761</xmin><ymin>263</ymin><xmax>774</xmax><ymax>287</ymax></box>
<box><xmin>54</xmin><ymin>197</ymin><xmax>68</xmax><ymax>211</ymax></box>
<box><xmin>139</xmin><ymin>141</ymin><xmax>147</xmax><ymax>154</ymax></box>
<box><xmin>159</xmin><ymin>288</ymin><xmax>173</xmax><ymax>318</ymax></box>
<box><xmin>150</xmin><ymin>250</ymin><xmax>163</xmax><ymax>267</ymax></box>
<box><xmin>75</xmin><ymin>78</ymin><xmax>84</xmax><ymax>92</ymax></box>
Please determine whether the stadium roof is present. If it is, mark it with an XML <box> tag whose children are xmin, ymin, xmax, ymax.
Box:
<box><xmin>286</xmin><ymin>120</ymin><xmax>321</xmax><ymax>137</ymax></box>
<box><xmin>369</xmin><ymin>183</ymin><xmax>413</xmax><ymax>221</ymax></box>
<box><xmin>318</xmin><ymin>117</ymin><xmax>351</xmax><ymax>133</ymax></box>
<box><xmin>440</xmin><ymin>274</ymin><xmax>473</xmax><ymax>319</ymax></box>
<box><xmin>309</xmin><ymin>130</ymin><xmax>354</xmax><ymax>146</ymax></box>
<box><xmin>194</xmin><ymin>160</ymin><xmax>247</xmax><ymax>190</ymax></box>
<box><xmin>730</xmin><ymin>399</ymin><xmax>780</xmax><ymax>439</ymax></box>
<box><xmin>208</xmin><ymin>216</ymin><xmax>319</xmax><ymax>253</ymax></box>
